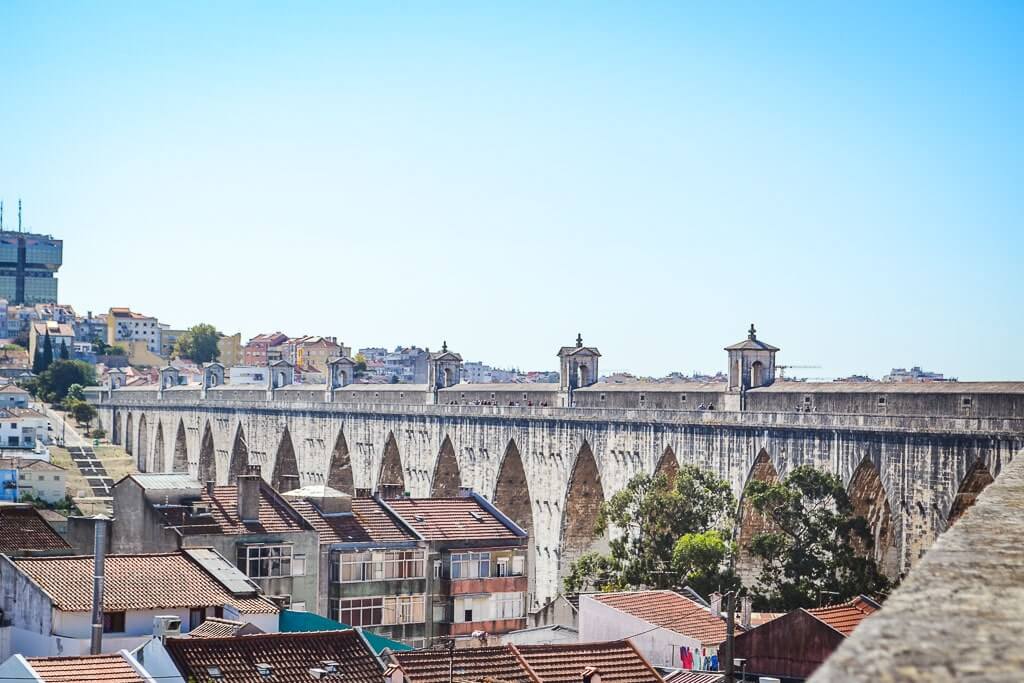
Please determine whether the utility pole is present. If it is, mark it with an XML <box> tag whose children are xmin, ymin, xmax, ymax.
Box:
<box><xmin>723</xmin><ymin>591</ymin><xmax>736</xmax><ymax>679</ymax></box>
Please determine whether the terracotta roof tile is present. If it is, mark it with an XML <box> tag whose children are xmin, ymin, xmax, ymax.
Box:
<box><xmin>590</xmin><ymin>591</ymin><xmax>735</xmax><ymax>646</ymax></box>
<box><xmin>12</xmin><ymin>551</ymin><xmax>278</xmax><ymax>613</ymax></box>
<box><xmin>0</xmin><ymin>505</ymin><xmax>71</xmax><ymax>554</ymax></box>
<box><xmin>807</xmin><ymin>596</ymin><xmax>879</xmax><ymax>636</ymax></box>
<box><xmin>393</xmin><ymin>645</ymin><xmax>537</xmax><ymax>683</ymax></box>
<box><xmin>394</xmin><ymin>641</ymin><xmax>665</xmax><ymax>683</ymax></box>
<box><xmin>386</xmin><ymin>497</ymin><xmax>520</xmax><ymax>542</ymax></box>
<box><xmin>664</xmin><ymin>671</ymin><xmax>725</xmax><ymax>683</ymax></box>
<box><xmin>176</xmin><ymin>484</ymin><xmax>311</xmax><ymax>536</ymax></box>
<box><xmin>188</xmin><ymin>617</ymin><xmax>251</xmax><ymax>638</ymax></box>
<box><xmin>165</xmin><ymin>630</ymin><xmax>382</xmax><ymax>683</ymax></box>
<box><xmin>26</xmin><ymin>653</ymin><xmax>146</xmax><ymax>682</ymax></box>
<box><xmin>516</xmin><ymin>641</ymin><xmax>664</xmax><ymax>683</ymax></box>
<box><xmin>291</xmin><ymin>497</ymin><xmax>416</xmax><ymax>544</ymax></box>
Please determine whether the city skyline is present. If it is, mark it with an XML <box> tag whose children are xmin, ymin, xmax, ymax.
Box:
<box><xmin>1</xmin><ymin>2</ymin><xmax>1020</xmax><ymax>380</ymax></box>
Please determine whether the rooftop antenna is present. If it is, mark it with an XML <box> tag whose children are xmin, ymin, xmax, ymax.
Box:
<box><xmin>18</xmin><ymin>199</ymin><xmax>22</xmax><ymax>232</ymax></box>
<box><xmin>0</xmin><ymin>201</ymin><xmax>3</xmax><ymax>230</ymax></box>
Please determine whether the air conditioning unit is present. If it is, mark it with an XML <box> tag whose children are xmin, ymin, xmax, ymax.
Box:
<box><xmin>153</xmin><ymin>615</ymin><xmax>182</xmax><ymax>641</ymax></box>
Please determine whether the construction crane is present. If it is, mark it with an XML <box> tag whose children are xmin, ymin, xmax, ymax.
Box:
<box><xmin>776</xmin><ymin>364</ymin><xmax>822</xmax><ymax>380</ymax></box>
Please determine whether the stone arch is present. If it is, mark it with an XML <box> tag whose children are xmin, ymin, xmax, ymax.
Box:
<box><xmin>227</xmin><ymin>424</ymin><xmax>250</xmax><ymax>484</ymax></box>
<box><xmin>198</xmin><ymin>421</ymin><xmax>216</xmax><ymax>484</ymax></box>
<box><xmin>271</xmin><ymin>427</ymin><xmax>300</xmax><ymax>492</ymax></box>
<box><xmin>735</xmin><ymin>448</ymin><xmax>780</xmax><ymax>584</ymax></box>
<box><xmin>326</xmin><ymin>428</ymin><xmax>354</xmax><ymax>495</ymax></box>
<box><xmin>948</xmin><ymin>460</ymin><xmax>994</xmax><ymax>527</ymax></box>
<box><xmin>172</xmin><ymin>419</ymin><xmax>189</xmax><ymax>473</ymax></box>
<box><xmin>377</xmin><ymin>431</ymin><xmax>405</xmax><ymax>498</ymax></box>
<box><xmin>429</xmin><ymin>435</ymin><xmax>462</xmax><ymax>497</ymax></box>
<box><xmin>153</xmin><ymin>421</ymin><xmax>165</xmax><ymax>473</ymax></box>
<box><xmin>112</xmin><ymin>410</ymin><xmax>121</xmax><ymax>445</ymax></box>
<box><xmin>493</xmin><ymin>439</ymin><xmax>537</xmax><ymax>603</ymax></box>
<box><xmin>559</xmin><ymin>440</ymin><xmax>607</xmax><ymax>583</ymax></box>
<box><xmin>125</xmin><ymin>413</ymin><xmax>134</xmax><ymax>455</ymax></box>
<box><xmin>655</xmin><ymin>446</ymin><xmax>680</xmax><ymax>482</ymax></box>
<box><xmin>847</xmin><ymin>457</ymin><xmax>897</xmax><ymax>577</ymax></box>
<box><xmin>136</xmin><ymin>414</ymin><xmax>148</xmax><ymax>472</ymax></box>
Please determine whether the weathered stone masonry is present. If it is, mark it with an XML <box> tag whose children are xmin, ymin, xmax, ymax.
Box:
<box><xmin>93</xmin><ymin>394</ymin><xmax>1024</xmax><ymax>606</ymax></box>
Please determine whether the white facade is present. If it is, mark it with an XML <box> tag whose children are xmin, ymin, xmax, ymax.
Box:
<box><xmin>110</xmin><ymin>311</ymin><xmax>161</xmax><ymax>354</ymax></box>
<box><xmin>17</xmin><ymin>462</ymin><xmax>65</xmax><ymax>503</ymax></box>
<box><xmin>579</xmin><ymin>595</ymin><xmax>712</xmax><ymax>670</ymax></box>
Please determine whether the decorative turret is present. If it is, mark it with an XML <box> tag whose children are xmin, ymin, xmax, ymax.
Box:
<box><xmin>325</xmin><ymin>356</ymin><xmax>357</xmax><ymax>402</ymax></box>
<box><xmin>201</xmin><ymin>362</ymin><xmax>225</xmax><ymax>399</ymax></box>
<box><xmin>725</xmin><ymin>324</ymin><xmax>779</xmax><ymax>392</ymax></box>
<box><xmin>558</xmin><ymin>333</ymin><xmax>601</xmax><ymax>406</ymax></box>
<box><xmin>426</xmin><ymin>342</ymin><xmax>463</xmax><ymax>402</ymax></box>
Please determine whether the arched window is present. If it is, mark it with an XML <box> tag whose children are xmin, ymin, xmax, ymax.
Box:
<box><xmin>751</xmin><ymin>361</ymin><xmax>764</xmax><ymax>388</ymax></box>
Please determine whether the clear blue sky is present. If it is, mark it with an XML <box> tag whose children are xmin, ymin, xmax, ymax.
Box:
<box><xmin>0</xmin><ymin>2</ymin><xmax>1020</xmax><ymax>379</ymax></box>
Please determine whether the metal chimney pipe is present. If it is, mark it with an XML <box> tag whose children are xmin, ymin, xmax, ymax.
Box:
<box><xmin>89</xmin><ymin>515</ymin><xmax>109</xmax><ymax>655</ymax></box>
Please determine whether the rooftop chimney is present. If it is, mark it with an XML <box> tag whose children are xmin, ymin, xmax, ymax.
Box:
<box><xmin>238</xmin><ymin>465</ymin><xmax>261</xmax><ymax>523</ymax></box>
<box><xmin>206</xmin><ymin>480</ymin><xmax>215</xmax><ymax>496</ymax></box>
<box><xmin>741</xmin><ymin>594</ymin><xmax>752</xmax><ymax>629</ymax></box>
<box><xmin>710</xmin><ymin>591</ymin><xmax>722</xmax><ymax>617</ymax></box>
<box><xmin>89</xmin><ymin>515</ymin><xmax>110</xmax><ymax>655</ymax></box>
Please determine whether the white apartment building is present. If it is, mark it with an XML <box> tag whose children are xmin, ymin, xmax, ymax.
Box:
<box><xmin>107</xmin><ymin>307</ymin><xmax>162</xmax><ymax>354</ymax></box>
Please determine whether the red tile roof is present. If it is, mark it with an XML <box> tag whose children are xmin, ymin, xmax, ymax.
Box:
<box><xmin>385</xmin><ymin>497</ymin><xmax>520</xmax><ymax>542</ymax></box>
<box><xmin>589</xmin><ymin>591</ymin><xmax>735</xmax><ymax>646</ymax></box>
<box><xmin>807</xmin><ymin>596</ymin><xmax>879</xmax><ymax>636</ymax></box>
<box><xmin>12</xmin><ymin>551</ymin><xmax>278</xmax><ymax>613</ymax></box>
<box><xmin>26</xmin><ymin>653</ymin><xmax>146</xmax><ymax>682</ymax></box>
<box><xmin>290</xmin><ymin>497</ymin><xmax>416</xmax><ymax>544</ymax></box>
<box><xmin>0</xmin><ymin>505</ymin><xmax>71</xmax><ymax>554</ymax></box>
<box><xmin>516</xmin><ymin>641</ymin><xmax>665</xmax><ymax>682</ymax></box>
<box><xmin>394</xmin><ymin>646</ymin><xmax>536</xmax><ymax>683</ymax></box>
<box><xmin>393</xmin><ymin>641</ymin><xmax>665</xmax><ymax>683</ymax></box>
<box><xmin>176</xmin><ymin>484</ymin><xmax>312</xmax><ymax>536</ymax></box>
<box><xmin>165</xmin><ymin>630</ymin><xmax>383</xmax><ymax>683</ymax></box>
<box><xmin>187</xmin><ymin>617</ymin><xmax>260</xmax><ymax>639</ymax></box>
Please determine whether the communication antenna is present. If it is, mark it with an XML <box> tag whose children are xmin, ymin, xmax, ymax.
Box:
<box><xmin>18</xmin><ymin>199</ymin><xmax>22</xmax><ymax>232</ymax></box>
<box><xmin>0</xmin><ymin>201</ymin><xmax>3</xmax><ymax>230</ymax></box>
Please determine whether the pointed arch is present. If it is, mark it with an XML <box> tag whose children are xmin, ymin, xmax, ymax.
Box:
<box><xmin>172</xmin><ymin>419</ymin><xmax>189</xmax><ymax>473</ymax></box>
<box><xmin>429</xmin><ymin>435</ymin><xmax>462</xmax><ymax>497</ymax></box>
<box><xmin>326</xmin><ymin>428</ymin><xmax>354</xmax><ymax>495</ymax></box>
<box><xmin>112</xmin><ymin>410</ymin><xmax>121</xmax><ymax>445</ymax></box>
<box><xmin>559</xmin><ymin>440</ymin><xmax>606</xmax><ymax>581</ymax></box>
<box><xmin>153</xmin><ymin>421</ymin><xmax>165</xmax><ymax>473</ymax></box>
<box><xmin>492</xmin><ymin>439</ymin><xmax>534</xmax><ymax>538</ymax></box>
<box><xmin>125</xmin><ymin>413</ymin><xmax>134</xmax><ymax>456</ymax></box>
<box><xmin>847</xmin><ymin>457</ymin><xmax>896</xmax><ymax>576</ymax></box>
<box><xmin>735</xmin><ymin>448</ymin><xmax>780</xmax><ymax>583</ymax></box>
<box><xmin>227</xmin><ymin>424</ymin><xmax>250</xmax><ymax>484</ymax></box>
<box><xmin>136</xmin><ymin>414</ymin><xmax>149</xmax><ymax>472</ymax></box>
<box><xmin>198</xmin><ymin>421</ymin><xmax>216</xmax><ymax>484</ymax></box>
<box><xmin>377</xmin><ymin>431</ymin><xmax>405</xmax><ymax>498</ymax></box>
<box><xmin>655</xmin><ymin>446</ymin><xmax>680</xmax><ymax>482</ymax></box>
<box><xmin>948</xmin><ymin>461</ymin><xmax>994</xmax><ymax>527</ymax></box>
<box><xmin>271</xmin><ymin>427</ymin><xmax>300</xmax><ymax>492</ymax></box>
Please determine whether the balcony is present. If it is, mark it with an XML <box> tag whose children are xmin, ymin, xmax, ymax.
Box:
<box><xmin>442</xmin><ymin>618</ymin><xmax>527</xmax><ymax>637</ymax></box>
<box><xmin>439</xmin><ymin>575</ymin><xmax>527</xmax><ymax>596</ymax></box>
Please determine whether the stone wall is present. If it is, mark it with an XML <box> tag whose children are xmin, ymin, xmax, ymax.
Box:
<box><xmin>93</xmin><ymin>395</ymin><xmax>1023</xmax><ymax>605</ymax></box>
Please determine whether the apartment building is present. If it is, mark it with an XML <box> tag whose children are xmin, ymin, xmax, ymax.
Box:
<box><xmin>107</xmin><ymin>307</ymin><xmax>161</xmax><ymax>355</ymax></box>
<box><xmin>243</xmin><ymin>332</ymin><xmax>289</xmax><ymax>366</ymax></box>
<box><xmin>28</xmin><ymin>320</ymin><xmax>75</xmax><ymax>361</ymax></box>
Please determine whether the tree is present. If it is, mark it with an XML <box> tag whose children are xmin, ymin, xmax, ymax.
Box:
<box><xmin>745</xmin><ymin>465</ymin><xmax>891</xmax><ymax>611</ymax></box>
<box><xmin>172</xmin><ymin>323</ymin><xmax>221</xmax><ymax>364</ymax></box>
<box><xmin>564</xmin><ymin>467</ymin><xmax>738</xmax><ymax>595</ymax></box>
<box><xmin>354</xmin><ymin>353</ymin><xmax>368</xmax><ymax>373</ymax></box>
<box><xmin>59</xmin><ymin>340</ymin><xmax>69</xmax><ymax>360</ymax></box>
<box><xmin>32</xmin><ymin>347</ymin><xmax>44</xmax><ymax>374</ymax></box>
<box><xmin>33</xmin><ymin>360</ymin><xmax>97</xmax><ymax>403</ymax></box>
<box><xmin>42</xmin><ymin>331</ymin><xmax>53</xmax><ymax>370</ymax></box>
<box><xmin>65</xmin><ymin>383</ymin><xmax>86</xmax><ymax>402</ymax></box>
<box><xmin>71</xmin><ymin>401</ymin><xmax>97</xmax><ymax>427</ymax></box>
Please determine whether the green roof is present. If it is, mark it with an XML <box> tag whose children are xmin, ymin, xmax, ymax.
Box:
<box><xmin>278</xmin><ymin>609</ymin><xmax>414</xmax><ymax>655</ymax></box>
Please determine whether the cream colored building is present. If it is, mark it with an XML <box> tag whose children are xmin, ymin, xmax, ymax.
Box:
<box><xmin>217</xmin><ymin>332</ymin><xmax>243</xmax><ymax>366</ymax></box>
<box><xmin>28</xmin><ymin>320</ymin><xmax>75</xmax><ymax>361</ymax></box>
<box><xmin>1</xmin><ymin>458</ymin><xmax>66</xmax><ymax>504</ymax></box>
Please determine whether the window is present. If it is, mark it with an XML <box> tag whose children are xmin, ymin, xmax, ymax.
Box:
<box><xmin>496</xmin><ymin>557</ymin><xmax>509</xmax><ymax>577</ymax></box>
<box><xmin>878</xmin><ymin>396</ymin><xmax>887</xmax><ymax>406</ymax></box>
<box><xmin>512</xmin><ymin>555</ymin><xmax>525</xmax><ymax>576</ymax></box>
<box><xmin>433</xmin><ymin>559</ymin><xmax>442</xmax><ymax>579</ymax></box>
<box><xmin>332</xmin><ymin>595</ymin><xmax>425</xmax><ymax>626</ymax></box>
<box><xmin>639</xmin><ymin>394</ymin><xmax>646</xmax><ymax>402</ymax></box>
<box><xmin>238</xmin><ymin>544</ymin><xmax>293</xmax><ymax>578</ymax></box>
<box><xmin>962</xmin><ymin>397</ymin><xmax>973</xmax><ymax>407</ymax></box>
<box><xmin>600</xmin><ymin>394</ymin><xmax>606</xmax><ymax>401</ymax></box>
<box><xmin>53</xmin><ymin>475</ymin><xmax>60</xmax><ymax>481</ymax></box>
<box><xmin>189</xmin><ymin>607</ymin><xmax>206</xmax><ymax>630</ymax></box>
<box><xmin>494</xmin><ymin>592</ymin><xmax>524</xmax><ymax>619</ymax></box>
<box><xmin>103</xmin><ymin>611</ymin><xmax>126</xmax><ymax>633</ymax></box>
<box><xmin>803</xmin><ymin>396</ymin><xmax>812</xmax><ymax>405</ymax></box>
<box><xmin>451</xmin><ymin>552</ymin><xmax>490</xmax><ymax>579</ymax></box>
<box><xmin>337</xmin><ymin>550</ymin><xmax>425</xmax><ymax>583</ymax></box>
